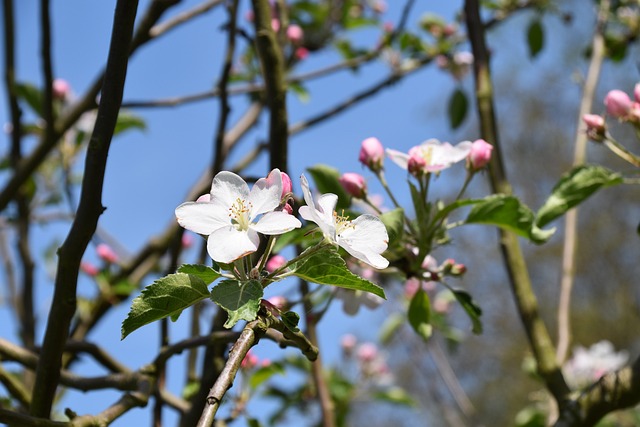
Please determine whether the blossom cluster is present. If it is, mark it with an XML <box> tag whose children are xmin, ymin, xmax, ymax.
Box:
<box><xmin>563</xmin><ymin>341</ymin><xmax>628</xmax><ymax>390</ymax></box>
<box><xmin>583</xmin><ymin>82</ymin><xmax>640</xmax><ymax>140</ymax></box>
<box><xmin>175</xmin><ymin>169</ymin><xmax>390</xmax><ymax>270</ymax></box>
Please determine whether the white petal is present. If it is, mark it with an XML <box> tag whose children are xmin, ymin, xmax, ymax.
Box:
<box><xmin>386</xmin><ymin>148</ymin><xmax>409</xmax><ymax>170</ymax></box>
<box><xmin>338</xmin><ymin>214</ymin><xmax>389</xmax><ymax>269</ymax></box>
<box><xmin>432</xmin><ymin>141</ymin><xmax>472</xmax><ymax>166</ymax></box>
<box><xmin>317</xmin><ymin>193</ymin><xmax>338</xmax><ymax>216</ymax></box>
<box><xmin>252</xmin><ymin>211</ymin><xmax>301</xmax><ymax>235</ymax></box>
<box><xmin>175</xmin><ymin>202</ymin><xmax>229</xmax><ymax>235</ymax></box>
<box><xmin>300</xmin><ymin>174</ymin><xmax>316</xmax><ymax>211</ymax></box>
<box><xmin>207</xmin><ymin>226</ymin><xmax>259</xmax><ymax>263</ymax></box>
<box><xmin>300</xmin><ymin>207</ymin><xmax>335</xmax><ymax>239</ymax></box>
<box><xmin>211</xmin><ymin>171</ymin><xmax>249</xmax><ymax>207</ymax></box>
<box><xmin>248</xmin><ymin>169</ymin><xmax>282</xmax><ymax>218</ymax></box>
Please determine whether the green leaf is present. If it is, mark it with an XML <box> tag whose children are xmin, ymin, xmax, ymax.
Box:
<box><xmin>249</xmin><ymin>363</ymin><xmax>285</xmax><ymax>389</ymax></box>
<box><xmin>448</xmin><ymin>88</ymin><xmax>467</xmax><ymax>129</ymax></box>
<box><xmin>306</xmin><ymin>165</ymin><xmax>351</xmax><ymax>210</ymax></box>
<box><xmin>379</xmin><ymin>207</ymin><xmax>404</xmax><ymax>248</ymax></box>
<box><xmin>281</xmin><ymin>311</ymin><xmax>300</xmax><ymax>333</ymax></box>
<box><xmin>343</xmin><ymin>17</ymin><xmax>378</xmax><ymax>30</ymax></box>
<box><xmin>466</xmin><ymin>194</ymin><xmax>555</xmax><ymax>244</ymax></box>
<box><xmin>292</xmin><ymin>246</ymin><xmax>386</xmax><ymax>299</ymax></box>
<box><xmin>114</xmin><ymin>111</ymin><xmax>146</xmax><ymax>135</ymax></box>
<box><xmin>177</xmin><ymin>264</ymin><xmax>221</xmax><ymax>284</ymax></box>
<box><xmin>527</xmin><ymin>20</ymin><xmax>544</xmax><ymax>58</ymax></box>
<box><xmin>210</xmin><ymin>280</ymin><xmax>263</xmax><ymax>328</ymax></box>
<box><xmin>289</xmin><ymin>81</ymin><xmax>310</xmax><ymax>103</ymax></box>
<box><xmin>408</xmin><ymin>289</ymin><xmax>432</xmax><ymax>341</ymax></box>
<box><xmin>372</xmin><ymin>387</ymin><xmax>416</xmax><ymax>406</ymax></box>
<box><xmin>535</xmin><ymin>165</ymin><xmax>623</xmax><ymax>228</ymax></box>
<box><xmin>15</xmin><ymin>82</ymin><xmax>44</xmax><ymax>116</ymax></box>
<box><xmin>450</xmin><ymin>288</ymin><xmax>482</xmax><ymax>334</ymax></box>
<box><xmin>121</xmin><ymin>272</ymin><xmax>210</xmax><ymax>339</ymax></box>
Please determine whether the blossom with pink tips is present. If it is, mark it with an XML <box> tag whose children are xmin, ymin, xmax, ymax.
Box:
<box><xmin>181</xmin><ymin>233</ymin><xmax>194</xmax><ymax>248</ymax></box>
<box><xmin>387</xmin><ymin>139</ymin><xmax>472</xmax><ymax>176</ymax></box>
<box><xmin>286</xmin><ymin>25</ymin><xmax>304</xmax><ymax>44</ymax></box>
<box><xmin>339</xmin><ymin>172</ymin><xmax>367</xmax><ymax>199</ymax></box>
<box><xmin>280</xmin><ymin>172</ymin><xmax>292</xmax><ymax>196</ymax></box>
<box><xmin>96</xmin><ymin>243</ymin><xmax>118</xmax><ymax>264</ymax></box>
<box><xmin>359</xmin><ymin>137</ymin><xmax>385</xmax><ymax>172</ymax></box>
<box><xmin>604</xmin><ymin>89</ymin><xmax>632</xmax><ymax>119</ymax></box>
<box><xmin>265</xmin><ymin>254</ymin><xmax>287</xmax><ymax>273</ymax></box>
<box><xmin>467</xmin><ymin>139</ymin><xmax>493</xmax><ymax>171</ymax></box>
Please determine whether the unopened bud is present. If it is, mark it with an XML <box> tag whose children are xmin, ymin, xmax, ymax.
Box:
<box><xmin>359</xmin><ymin>137</ymin><xmax>385</xmax><ymax>172</ymax></box>
<box><xmin>339</xmin><ymin>172</ymin><xmax>367</xmax><ymax>198</ymax></box>
<box><xmin>604</xmin><ymin>90</ymin><xmax>632</xmax><ymax>119</ymax></box>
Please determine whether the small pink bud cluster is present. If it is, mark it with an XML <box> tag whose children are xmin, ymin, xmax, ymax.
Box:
<box><xmin>467</xmin><ymin>139</ymin><xmax>493</xmax><ymax>171</ymax></box>
<box><xmin>359</xmin><ymin>137</ymin><xmax>385</xmax><ymax>172</ymax></box>
<box><xmin>603</xmin><ymin>84</ymin><xmax>640</xmax><ymax>122</ymax></box>
<box><xmin>339</xmin><ymin>172</ymin><xmax>367</xmax><ymax>199</ymax></box>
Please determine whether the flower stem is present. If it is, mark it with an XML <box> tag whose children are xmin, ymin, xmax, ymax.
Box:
<box><xmin>603</xmin><ymin>134</ymin><xmax>640</xmax><ymax>167</ymax></box>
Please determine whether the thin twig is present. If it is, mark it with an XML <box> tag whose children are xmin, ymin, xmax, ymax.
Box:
<box><xmin>149</xmin><ymin>0</ymin><xmax>224</xmax><ymax>38</ymax></box>
<box><xmin>556</xmin><ymin>0</ymin><xmax>609</xmax><ymax>365</ymax></box>
<box><xmin>300</xmin><ymin>280</ymin><xmax>335</xmax><ymax>427</ymax></box>
<box><xmin>30</xmin><ymin>0</ymin><xmax>139</xmax><ymax>417</ymax></box>
<box><xmin>464</xmin><ymin>0</ymin><xmax>570</xmax><ymax>404</ymax></box>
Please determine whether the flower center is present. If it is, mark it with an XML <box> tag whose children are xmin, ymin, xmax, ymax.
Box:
<box><xmin>333</xmin><ymin>210</ymin><xmax>355</xmax><ymax>238</ymax></box>
<box><xmin>229</xmin><ymin>198</ymin><xmax>252</xmax><ymax>230</ymax></box>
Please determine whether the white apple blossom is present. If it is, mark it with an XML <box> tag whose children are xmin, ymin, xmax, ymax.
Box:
<box><xmin>298</xmin><ymin>174</ymin><xmax>389</xmax><ymax>269</ymax></box>
<box><xmin>386</xmin><ymin>138</ymin><xmax>472</xmax><ymax>175</ymax></box>
<box><xmin>175</xmin><ymin>169</ymin><xmax>301</xmax><ymax>264</ymax></box>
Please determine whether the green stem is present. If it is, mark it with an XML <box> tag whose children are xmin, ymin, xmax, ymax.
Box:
<box><xmin>603</xmin><ymin>134</ymin><xmax>640</xmax><ymax>167</ymax></box>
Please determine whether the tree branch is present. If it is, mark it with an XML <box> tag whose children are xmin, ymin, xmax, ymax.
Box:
<box><xmin>30</xmin><ymin>0</ymin><xmax>139</xmax><ymax>417</ymax></box>
<box><xmin>464</xmin><ymin>0</ymin><xmax>570</xmax><ymax>403</ymax></box>
<box><xmin>251</xmin><ymin>0</ymin><xmax>288</xmax><ymax>171</ymax></box>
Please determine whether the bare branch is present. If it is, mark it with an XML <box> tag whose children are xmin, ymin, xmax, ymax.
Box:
<box><xmin>30</xmin><ymin>0</ymin><xmax>140</xmax><ymax>417</ymax></box>
<box><xmin>150</xmin><ymin>0</ymin><xmax>224</xmax><ymax>38</ymax></box>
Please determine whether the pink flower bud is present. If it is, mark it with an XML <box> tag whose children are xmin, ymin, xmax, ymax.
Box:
<box><xmin>267</xmin><ymin>295</ymin><xmax>287</xmax><ymax>310</ymax></box>
<box><xmin>261</xmin><ymin>359</ymin><xmax>271</xmax><ymax>368</ymax></box>
<box><xmin>286</xmin><ymin>24</ymin><xmax>304</xmax><ymax>44</ymax></box>
<box><xmin>634</xmin><ymin>83</ymin><xmax>640</xmax><ymax>103</ymax></box>
<box><xmin>80</xmin><ymin>261</ymin><xmax>99</xmax><ymax>277</ymax></box>
<box><xmin>372</xmin><ymin>0</ymin><xmax>387</xmax><ymax>14</ymax></box>
<box><xmin>357</xmin><ymin>343</ymin><xmax>378</xmax><ymax>363</ymax></box>
<box><xmin>359</xmin><ymin>137</ymin><xmax>385</xmax><ymax>172</ymax></box>
<box><xmin>181</xmin><ymin>233</ymin><xmax>194</xmax><ymax>248</ymax></box>
<box><xmin>283</xmin><ymin>203</ymin><xmax>293</xmax><ymax>215</ymax></box>
<box><xmin>467</xmin><ymin>139</ymin><xmax>493</xmax><ymax>171</ymax></box>
<box><xmin>266</xmin><ymin>254</ymin><xmax>287</xmax><ymax>273</ymax></box>
<box><xmin>339</xmin><ymin>172</ymin><xmax>367</xmax><ymax>199</ymax></box>
<box><xmin>341</xmin><ymin>334</ymin><xmax>357</xmax><ymax>353</ymax></box>
<box><xmin>631</xmin><ymin>103</ymin><xmax>640</xmax><ymax>123</ymax></box>
<box><xmin>583</xmin><ymin>114</ymin><xmax>606</xmax><ymax>142</ymax></box>
<box><xmin>280</xmin><ymin>171</ymin><xmax>292</xmax><ymax>196</ymax></box>
<box><xmin>604</xmin><ymin>90</ymin><xmax>632</xmax><ymax>119</ymax></box>
<box><xmin>241</xmin><ymin>350</ymin><xmax>258</xmax><ymax>369</ymax></box>
<box><xmin>52</xmin><ymin>79</ymin><xmax>71</xmax><ymax>100</ymax></box>
<box><xmin>404</xmin><ymin>277</ymin><xmax>420</xmax><ymax>298</ymax></box>
<box><xmin>271</xmin><ymin>18</ymin><xmax>280</xmax><ymax>32</ymax></box>
<box><xmin>96</xmin><ymin>243</ymin><xmax>118</xmax><ymax>264</ymax></box>
<box><xmin>294</xmin><ymin>47</ymin><xmax>309</xmax><ymax>60</ymax></box>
